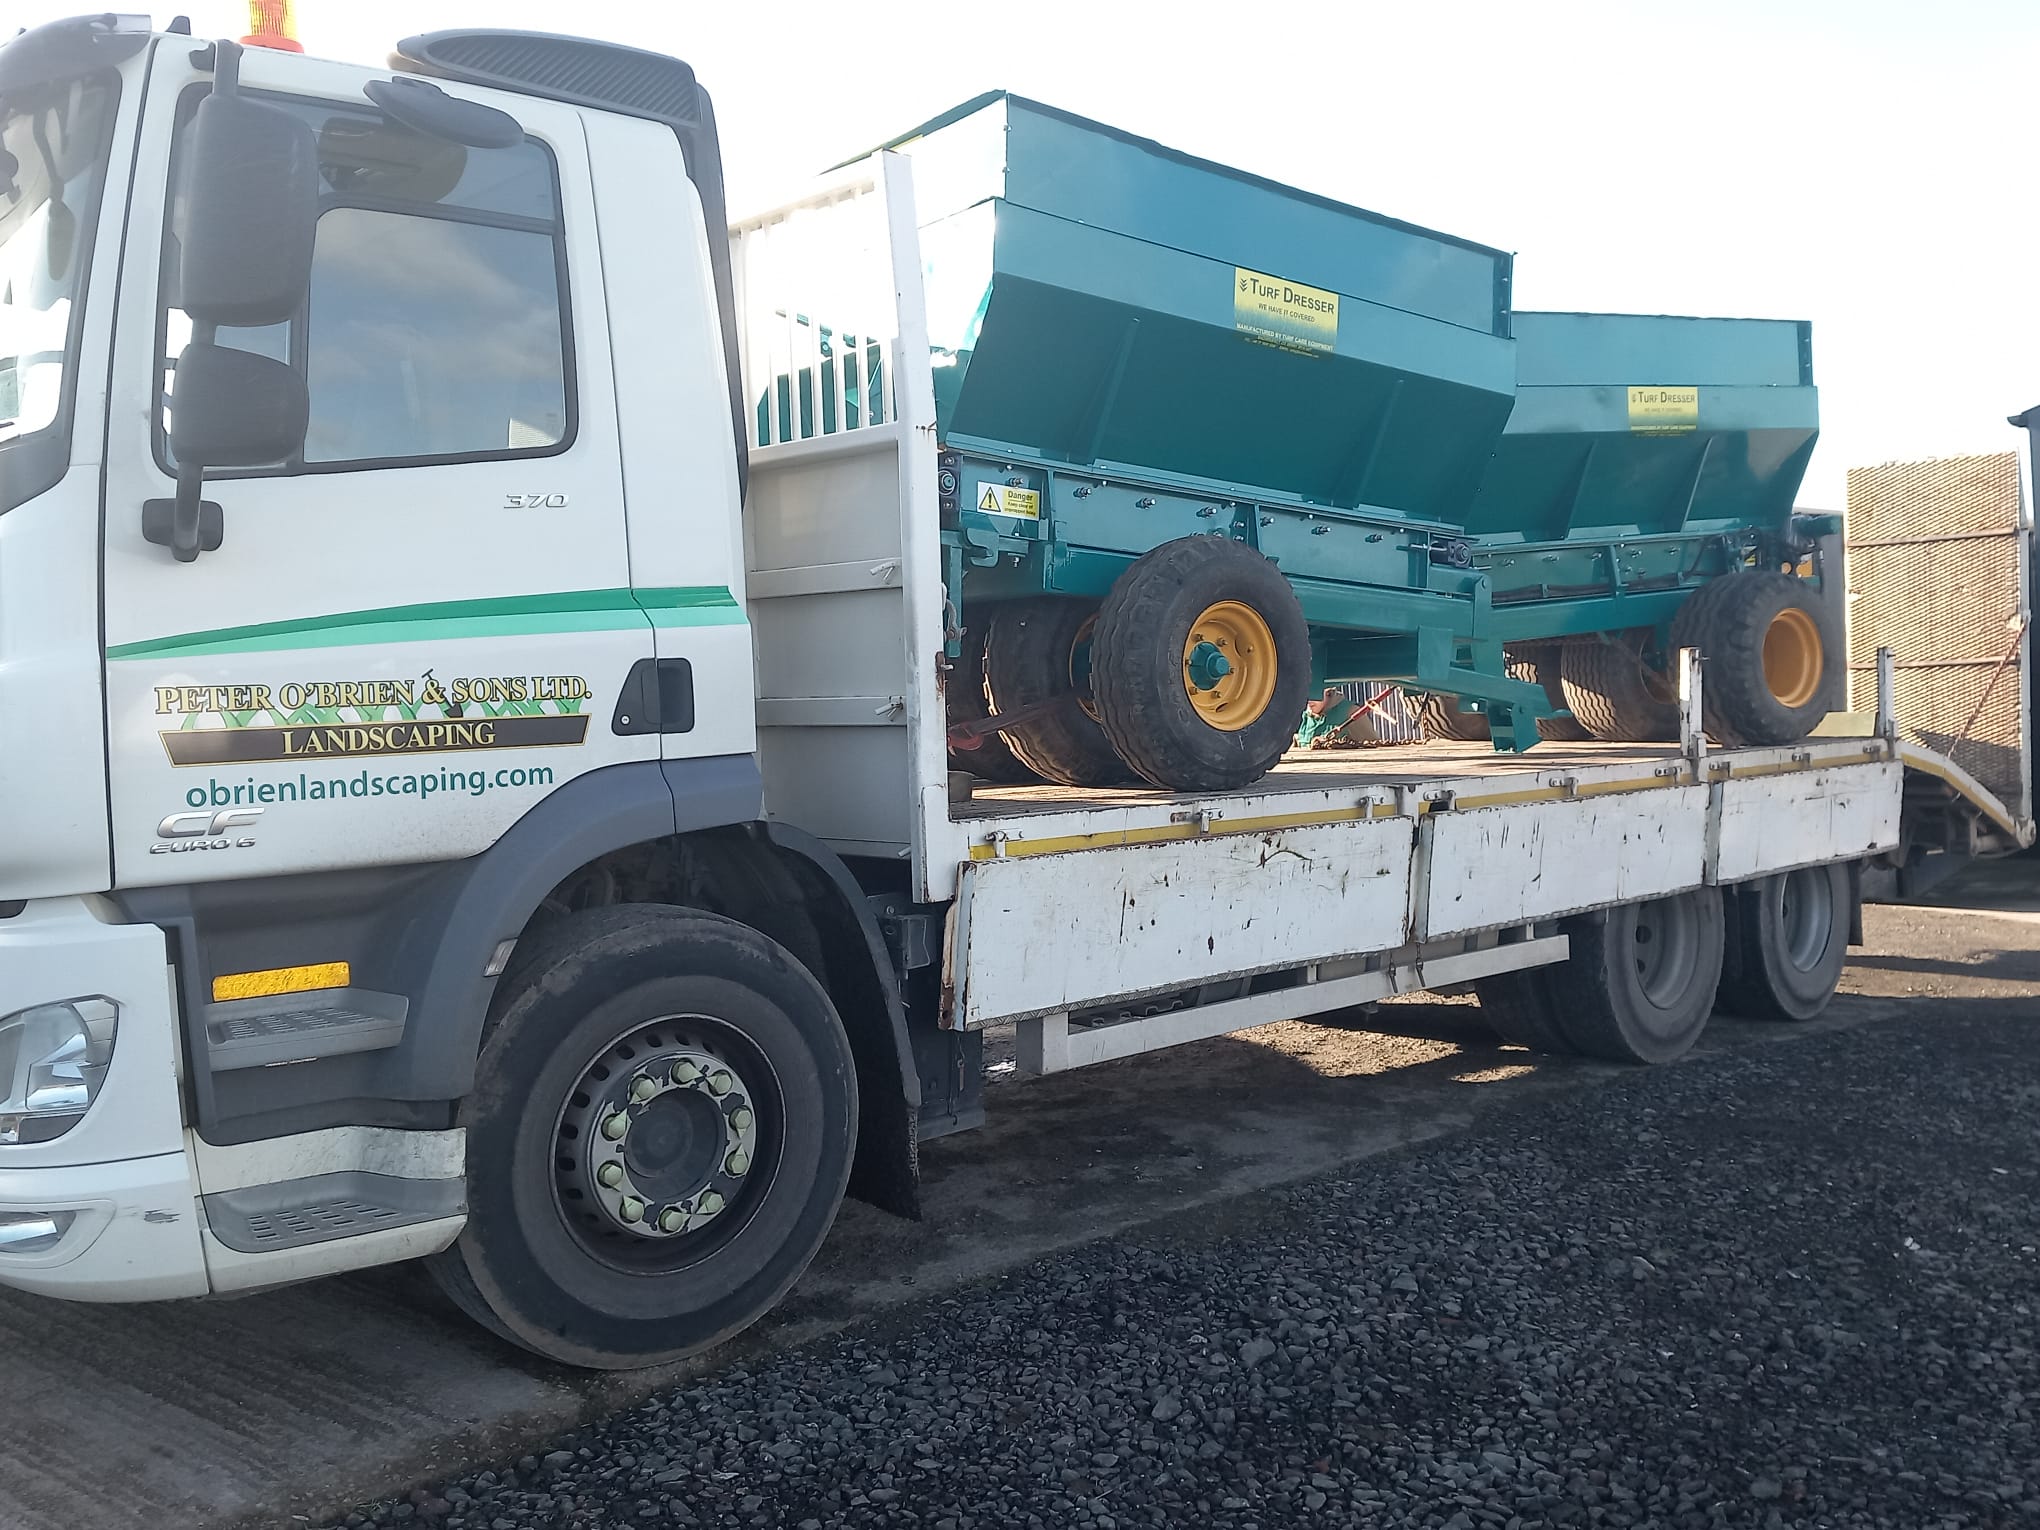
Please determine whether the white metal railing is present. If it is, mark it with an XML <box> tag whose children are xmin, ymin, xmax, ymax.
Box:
<box><xmin>730</xmin><ymin>161</ymin><xmax>902</xmax><ymax>450</ymax></box>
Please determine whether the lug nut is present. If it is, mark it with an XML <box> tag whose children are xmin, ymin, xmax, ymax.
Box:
<box><xmin>725</xmin><ymin>1149</ymin><xmax>751</xmax><ymax>1177</ymax></box>
<box><xmin>698</xmin><ymin>1190</ymin><xmax>725</xmax><ymax>1216</ymax></box>
<box><xmin>707</xmin><ymin>1070</ymin><xmax>734</xmax><ymax>1097</ymax></box>
<box><xmin>600</xmin><ymin>1110</ymin><xmax>629</xmax><ymax>1141</ymax></box>
<box><xmin>596</xmin><ymin>1161</ymin><xmax>624</xmax><ymax>1188</ymax></box>
<box><xmin>619</xmin><ymin>1196</ymin><xmax>645</xmax><ymax>1224</ymax></box>
<box><xmin>730</xmin><ymin>1106</ymin><xmax>754</xmax><ymax>1132</ymax></box>
<box><xmin>629</xmin><ymin>1075</ymin><xmax>659</xmax><ymax>1103</ymax></box>
<box><xmin>670</xmin><ymin>1059</ymin><xmax>700</xmax><ymax>1085</ymax></box>
<box><xmin>658</xmin><ymin>1206</ymin><xmax>688</xmax><ymax>1233</ymax></box>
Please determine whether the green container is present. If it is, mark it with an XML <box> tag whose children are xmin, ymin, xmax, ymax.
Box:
<box><xmin>1466</xmin><ymin>311</ymin><xmax>1819</xmax><ymax>551</ymax></box>
<box><xmin>892</xmin><ymin>92</ymin><xmax>1515</xmax><ymax>523</ymax></box>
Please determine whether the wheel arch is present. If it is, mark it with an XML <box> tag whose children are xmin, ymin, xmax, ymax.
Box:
<box><xmin>480</xmin><ymin>804</ymin><xmax>923</xmax><ymax>1220</ymax></box>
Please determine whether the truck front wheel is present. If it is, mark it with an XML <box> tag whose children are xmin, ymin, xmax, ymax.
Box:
<box><xmin>428</xmin><ymin>906</ymin><xmax>858</xmax><ymax>1369</ymax></box>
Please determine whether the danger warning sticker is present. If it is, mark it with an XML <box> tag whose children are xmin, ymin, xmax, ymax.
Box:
<box><xmin>977</xmin><ymin>484</ymin><xmax>1041</xmax><ymax>520</ymax></box>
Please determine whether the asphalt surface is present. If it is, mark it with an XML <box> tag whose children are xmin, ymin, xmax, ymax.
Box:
<box><xmin>0</xmin><ymin>868</ymin><xmax>2033</xmax><ymax>1530</ymax></box>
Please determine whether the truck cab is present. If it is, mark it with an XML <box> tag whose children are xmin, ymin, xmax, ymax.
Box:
<box><xmin>0</xmin><ymin>19</ymin><xmax>900</xmax><ymax>1366</ymax></box>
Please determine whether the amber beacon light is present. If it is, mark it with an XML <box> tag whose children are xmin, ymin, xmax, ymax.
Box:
<box><xmin>241</xmin><ymin>0</ymin><xmax>304</xmax><ymax>52</ymax></box>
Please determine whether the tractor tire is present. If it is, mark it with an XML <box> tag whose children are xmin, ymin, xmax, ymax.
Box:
<box><xmin>983</xmin><ymin>599</ymin><xmax>1141</xmax><ymax>788</ymax></box>
<box><xmin>1088</xmin><ymin>536</ymin><xmax>1312</xmax><ymax>792</ymax></box>
<box><xmin>1559</xmin><ymin>631</ymin><xmax>1680</xmax><ymax>743</ymax></box>
<box><xmin>1546</xmin><ymin>889</ymin><xmax>1725</xmax><ymax>1065</ymax></box>
<box><xmin>944</xmin><ymin>621</ymin><xmax>1038</xmax><ymax>784</ymax></box>
<box><xmin>1665</xmin><ymin>573</ymin><xmax>1748</xmax><ymax>741</ymax></box>
<box><xmin>1673</xmin><ymin>572</ymin><xmax>1835</xmax><ymax>747</ymax></box>
<box><xmin>1506</xmin><ymin>649</ymin><xmax>1590</xmax><ymax>742</ymax></box>
<box><xmin>1417</xmin><ymin>693</ymin><xmax>1491</xmax><ymax>742</ymax></box>
<box><xmin>1717</xmin><ymin>862</ymin><xmax>1851</xmax><ymax>1021</ymax></box>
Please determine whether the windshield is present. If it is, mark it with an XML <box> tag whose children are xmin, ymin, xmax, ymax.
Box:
<box><xmin>0</xmin><ymin>70</ymin><xmax>120</xmax><ymax>446</ymax></box>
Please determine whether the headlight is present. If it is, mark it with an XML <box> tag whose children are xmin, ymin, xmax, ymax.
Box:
<box><xmin>0</xmin><ymin>998</ymin><xmax>118</xmax><ymax>1145</ymax></box>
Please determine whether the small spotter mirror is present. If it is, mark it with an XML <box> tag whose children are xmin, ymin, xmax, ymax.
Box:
<box><xmin>364</xmin><ymin>76</ymin><xmax>522</xmax><ymax>149</ymax></box>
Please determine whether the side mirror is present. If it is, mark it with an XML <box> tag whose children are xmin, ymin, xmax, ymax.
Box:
<box><xmin>146</xmin><ymin>341</ymin><xmax>310</xmax><ymax>560</ymax></box>
<box><xmin>169</xmin><ymin>342</ymin><xmax>309</xmax><ymax>465</ymax></box>
<box><xmin>147</xmin><ymin>63</ymin><xmax>319</xmax><ymax>562</ymax></box>
<box><xmin>175</xmin><ymin>94</ymin><xmax>319</xmax><ymax>327</ymax></box>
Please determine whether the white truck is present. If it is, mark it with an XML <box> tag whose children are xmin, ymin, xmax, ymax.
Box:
<box><xmin>0</xmin><ymin>14</ymin><xmax>2028</xmax><ymax>1368</ymax></box>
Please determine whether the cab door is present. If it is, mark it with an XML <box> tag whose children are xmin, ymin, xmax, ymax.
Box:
<box><xmin>100</xmin><ymin>47</ymin><xmax>652</xmax><ymax>887</ymax></box>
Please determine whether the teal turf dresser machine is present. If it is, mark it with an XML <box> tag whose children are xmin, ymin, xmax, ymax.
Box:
<box><xmin>869</xmin><ymin>94</ymin><xmax>1834</xmax><ymax>790</ymax></box>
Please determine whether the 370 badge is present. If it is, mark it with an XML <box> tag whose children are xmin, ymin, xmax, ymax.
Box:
<box><xmin>152</xmin><ymin>670</ymin><xmax>593</xmax><ymax>766</ymax></box>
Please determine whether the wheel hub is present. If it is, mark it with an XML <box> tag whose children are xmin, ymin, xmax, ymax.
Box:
<box><xmin>1778</xmin><ymin>865</ymin><xmax>1834</xmax><ymax>971</ymax></box>
<box><xmin>1762</xmin><ymin>606</ymin><xmax>1823</xmax><ymax>709</ymax></box>
<box><xmin>1180</xmin><ymin>600</ymin><xmax>1278</xmax><ymax>732</ymax></box>
<box><xmin>1185</xmin><ymin>640</ymin><xmax>1233</xmax><ymax>690</ymax></box>
<box><xmin>1631</xmin><ymin>892</ymin><xmax>1702</xmax><ymax>1011</ymax></box>
<box><xmin>567</xmin><ymin>1043</ymin><xmax>759</xmax><ymax>1240</ymax></box>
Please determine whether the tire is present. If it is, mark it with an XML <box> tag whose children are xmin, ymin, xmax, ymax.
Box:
<box><xmin>1559</xmin><ymin>631</ymin><xmax>1680</xmax><ymax>743</ymax></box>
<box><xmin>982</xmin><ymin>599</ymin><xmax>1140</xmax><ymax>787</ymax></box>
<box><xmin>1718</xmin><ymin>862</ymin><xmax>1850</xmax><ymax>1021</ymax></box>
<box><xmin>1089</xmin><ymin>536</ymin><xmax>1313</xmax><ymax>792</ymax></box>
<box><xmin>1506</xmin><ymin>650</ymin><xmax>1590</xmax><ymax>742</ymax></box>
<box><xmin>1546</xmin><ymin>889</ymin><xmax>1724</xmax><ymax>1064</ymax></box>
<box><xmin>1417</xmin><ymin>693</ymin><xmax>1490</xmax><ymax>742</ymax></box>
<box><xmin>426</xmin><ymin>905</ymin><xmax>858</xmax><ymax>1369</ymax></box>
<box><xmin>1674</xmin><ymin>572</ymin><xmax>1835</xmax><ymax>747</ymax></box>
<box><xmin>944</xmin><ymin>621</ymin><xmax>1037</xmax><ymax>784</ymax></box>
<box><xmin>1474</xmin><ymin>968</ymin><xmax>1575</xmax><ymax>1054</ymax></box>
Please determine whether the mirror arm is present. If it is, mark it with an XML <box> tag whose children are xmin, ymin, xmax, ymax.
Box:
<box><xmin>193</xmin><ymin>38</ymin><xmax>245</xmax><ymax>94</ymax></box>
<box><xmin>153</xmin><ymin>314</ymin><xmax>222</xmax><ymax>563</ymax></box>
<box><xmin>168</xmin><ymin>461</ymin><xmax>207</xmax><ymax>562</ymax></box>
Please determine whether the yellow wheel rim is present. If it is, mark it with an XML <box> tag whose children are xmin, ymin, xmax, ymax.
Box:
<box><xmin>1182</xmin><ymin>600</ymin><xmax>1278</xmax><ymax>732</ymax></box>
<box><xmin>1762</xmin><ymin>606</ymin><xmax>1822</xmax><ymax>709</ymax></box>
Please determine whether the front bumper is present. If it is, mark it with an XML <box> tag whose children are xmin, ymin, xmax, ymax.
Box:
<box><xmin>0</xmin><ymin>1153</ymin><xmax>205</xmax><ymax>1300</ymax></box>
<box><xmin>0</xmin><ymin>898</ymin><xmax>207</xmax><ymax>1299</ymax></box>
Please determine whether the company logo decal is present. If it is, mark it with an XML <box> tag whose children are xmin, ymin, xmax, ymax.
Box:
<box><xmin>151</xmin><ymin>806</ymin><xmax>263</xmax><ymax>856</ymax></box>
<box><xmin>154</xmin><ymin>671</ymin><xmax>592</xmax><ymax>766</ymax></box>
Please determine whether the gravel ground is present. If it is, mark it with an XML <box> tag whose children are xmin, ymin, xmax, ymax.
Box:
<box><xmin>320</xmin><ymin>1010</ymin><xmax>2038</xmax><ymax>1530</ymax></box>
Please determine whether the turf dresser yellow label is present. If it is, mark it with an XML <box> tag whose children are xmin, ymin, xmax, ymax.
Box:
<box><xmin>1628</xmin><ymin>386</ymin><xmax>1700</xmax><ymax>435</ymax></box>
<box><xmin>1234</xmin><ymin>269</ymin><xmax>1339</xmax><ymax>354</ymax></box>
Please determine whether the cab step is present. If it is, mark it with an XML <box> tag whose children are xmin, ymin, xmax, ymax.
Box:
<box><xmin>204</xmin><ymin>989</ymin><xmax>408</xmax><ymax>1071</ymax></box>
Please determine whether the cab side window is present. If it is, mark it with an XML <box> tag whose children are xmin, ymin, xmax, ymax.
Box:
<box><xmin>159</xmin><ymin>91</ymin><xmax>573</xmax><ymax>473</ymax></box>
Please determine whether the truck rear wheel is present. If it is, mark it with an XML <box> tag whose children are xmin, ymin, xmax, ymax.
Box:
<box><xmin>1417</xmin><ymin>693</ymin><xmax>1490</xmax><ymax>742</ymax></box>
<box><xmin>945</xmin><ymin>621</ymin><xmax>1037</xmax><ymax>784</ymax></box>
<box><xmin>427</xmin><ymin>906</ymin><xmax>857</xmax><ymax>1370</ymax></box>
<box><xmin>1474</xmin><ymin>968</ymin><xmax>1574</xmax><ymax>1054</ymax></box>
<box><xmin>1547</xmin><ymin>888</ymin><xmax>1724</xmax><ymax>1064</ymax></box>
<box><xmin>983</xmin><ymin>599</ymin><xmax>1140</xmax><ymax>787</ymax></box>
<box><xmin>1559</xmin><ymin>631</ymin><xmax>1680</xmax><ymax>743</ymax></box>
<box><xmin>1718</xmin><ymin>862</ymin><xmax>1850</xmax><ymax>1021</ymax></box>
<box><xmin>1674</xmin><ymin>572</ymin><xmax>1834</xmax><ymax>747</ymax></box>
<box><xmin>1089</xmin><ymin>536</ymin><xmax>1312</xmax><ymax>792</ymax></box>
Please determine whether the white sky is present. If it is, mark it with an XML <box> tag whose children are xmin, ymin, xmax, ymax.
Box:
<box><xmin>20</xmin><ymin>0</ymin><xmax>2040</xmax><ymax>508</ymax></box>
